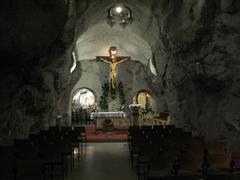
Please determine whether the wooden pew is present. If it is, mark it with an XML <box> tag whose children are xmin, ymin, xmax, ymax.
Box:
<box><xmin>0</xmin><ymin>145</ymin><xmax>16</xmax><ymax>180</ymax></box>
<box><xmin>207</xmin><ymin>143</ymin><xmax>231</xmax><ymax>170</ymax></box>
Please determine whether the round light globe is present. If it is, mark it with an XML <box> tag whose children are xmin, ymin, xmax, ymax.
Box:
<box><xmin>115</xmin><ymin>6</ymin><xmax>122</xmax><ymax>13</ymax></box>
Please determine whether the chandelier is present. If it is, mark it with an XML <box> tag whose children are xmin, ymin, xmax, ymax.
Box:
<box><xmin>106</xmin><ymin>5</ymin><xmax>133</xmax><ymax>28</ymax></box>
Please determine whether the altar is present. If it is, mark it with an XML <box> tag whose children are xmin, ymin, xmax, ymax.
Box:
<box><xmin>91</xmin><ymin>111</ymin><xmax>126</xmax><ymax>125</ymax></box>
<box><xmin>90</xmin><ymin>111</ymin><xmax>127</xmax><ymax>132</ymax></box>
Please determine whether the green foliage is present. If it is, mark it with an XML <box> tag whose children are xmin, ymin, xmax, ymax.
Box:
<box><xmin>118</xmin><ymin>82</ymin><xmax>125</xmax><ymax>105</ymax></box>
<box><xmin>99</xmin><ymin>83</ymin><xmax>110</xmax><ymax>110</ymax></box>
<box><xmin>99</xmin><ymin>95</ymin><xmax>108</xmax><ymax>111</ymax></box>
<box><xmin>102</xmin><ymin>83</ymin><xmax>109</xmax><ymax>96</ymax></box>
<box><xmin>110</xmin><ymin>87</ymin><xmax>116</xmax><ymax>99</ymax></box>
<box><xmin>99</xmin><ymin>81</ymin><xmax>126</xmax><ymax>111</ymax></box>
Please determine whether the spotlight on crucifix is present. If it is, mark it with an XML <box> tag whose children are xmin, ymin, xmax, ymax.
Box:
<box><xmin>106</xmin><ymin>5</ymin><xmax>133</xmax><ymax>28</ymax></box>
<box><xmin>109</xmin><ymin>46</ymin><xmax>117</xmax><ymax>59</ymax></box>
<box><xmin>97</xmin><ymin>47</ymin><xmax>130</xmax><ymax>89</ymax></box>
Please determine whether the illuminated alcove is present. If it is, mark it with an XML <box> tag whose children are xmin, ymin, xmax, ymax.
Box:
<box><xmin>71</xmin><ymin>88</ymin><xmax>96</xmax><ymax>125</ymax></box>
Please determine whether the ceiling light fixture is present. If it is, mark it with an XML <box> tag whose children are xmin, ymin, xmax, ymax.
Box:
<box><xmin>106</xmin><ymin>5</ymin><xmax>133</xmax><ymax>28</ymax></box>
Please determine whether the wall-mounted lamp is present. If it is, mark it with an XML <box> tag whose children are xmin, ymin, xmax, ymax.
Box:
<box><xmin>195</xmin><ymin>62</ymin><xmax>204</xmax><ymax>75</ymax></box>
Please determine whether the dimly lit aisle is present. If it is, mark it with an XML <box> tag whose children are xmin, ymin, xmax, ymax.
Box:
<box><xmin>66</xmin><ymin>142</ymin><xmax>137</xmax><ymax>180</ymax></box>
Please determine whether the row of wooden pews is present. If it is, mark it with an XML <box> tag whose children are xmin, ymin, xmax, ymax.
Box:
<box><xmin>128</xmin><ymin>125</ymin><xmax>240</xmax><ymax>180</ymax></box>
<box><xmin>0</xmin><ymin>126</ymin><xmax>86</xmax><ymax>180</ymax></box>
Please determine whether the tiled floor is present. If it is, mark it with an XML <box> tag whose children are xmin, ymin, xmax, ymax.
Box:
<box><xmin>66</xmin><ymin>142</ymin><xmax>137</xmax><ymax>180</ymax></box>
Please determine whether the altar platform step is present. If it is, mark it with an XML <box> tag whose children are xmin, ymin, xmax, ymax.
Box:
<box><xmin>84</xmin><ymin>125</ymin><xmax>128</xmax><ymax>142</ymax></box>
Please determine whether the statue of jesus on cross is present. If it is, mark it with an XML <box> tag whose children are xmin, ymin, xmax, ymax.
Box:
<box><xmin>97</xmin><ymin>47</ymin><xmax>130</xmax><ymax>89</ymax></box>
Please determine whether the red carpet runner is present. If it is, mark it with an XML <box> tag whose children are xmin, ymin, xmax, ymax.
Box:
<box><xmin>85</xmin><ymin>125</ymin><xmax>128</xmax><ymax>142</ymax></box>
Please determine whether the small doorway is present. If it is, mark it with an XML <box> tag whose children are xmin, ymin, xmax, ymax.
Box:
<box><xmin>71</xmin><ymin>88</ymin><xmax>96</xmax><ymax>125</ymax></box>
<box><xmin>136</xmin><ymin>91</ymin><xmax>153</xmax><ymax>111</ymax></box>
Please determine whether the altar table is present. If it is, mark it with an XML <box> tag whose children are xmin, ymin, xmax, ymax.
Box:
<box><xmin>90</xmin><ymin>112</ymin><xmax>127</xmax><ymax>133</ymax></box>
<box><xmin>90</xmin><ymin>111</ymin><xmax>126</xmax><ymax>119</ymax></box>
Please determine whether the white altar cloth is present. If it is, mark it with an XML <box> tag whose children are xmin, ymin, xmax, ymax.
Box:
<box><xmin>90</xmin><ymin>111</ymin><xmax>126</xmax><ymax>119</ymax></box>
<box><xmin>129</xmin><ymin>104</ymin><xmax>142</xmax><ymax>108</ymax></box>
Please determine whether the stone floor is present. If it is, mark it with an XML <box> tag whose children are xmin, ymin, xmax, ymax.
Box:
<box><xmin>66</xmin><ymin>142</ymin><xmax>137</xmax><ymax>180</ymax></box>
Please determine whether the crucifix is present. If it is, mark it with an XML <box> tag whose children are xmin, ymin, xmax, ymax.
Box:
<box><xmin>97</xmin><ymin>47</ymin><xmax>130</xmax><ymax>89</ymax></box>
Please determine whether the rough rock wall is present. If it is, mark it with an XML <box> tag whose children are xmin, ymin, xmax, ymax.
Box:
<box><xmin>152</xmin><ymin>0</ymin><xmax>240</xmax><ymax>151</ymax></box>
<box><xmin>0</xmin><ymin>0</ymin><xmax>69</xmax><ymax>143</ymax></box>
